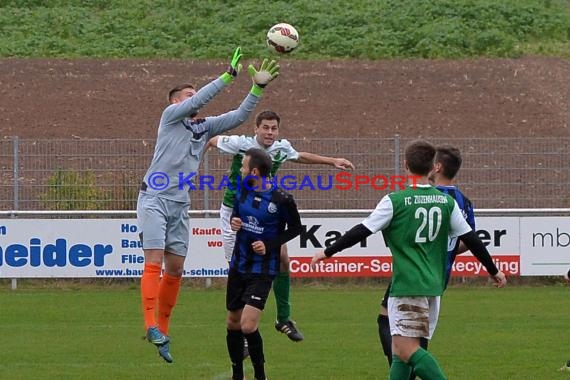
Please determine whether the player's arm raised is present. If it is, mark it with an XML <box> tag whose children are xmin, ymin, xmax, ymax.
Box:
<box><xmin>163</xmin><ymin>47</ymin><xmax>243</xmax><ymax>124</ymax></box>
<box><xmin>294</xmin><ymin>152</ymin><xmax>355</xmax><ymax>170</ymax></box>
<box><xmin>201</xmin><ymin>59</ymin><xmax>280</xmax><ymax>138</ymax></box>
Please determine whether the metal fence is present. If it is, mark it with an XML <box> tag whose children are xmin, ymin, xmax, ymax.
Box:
<box><xmin>1</xmin><ymin>137</ymin><xmax>569</xmax><ymax>211</ymax></box>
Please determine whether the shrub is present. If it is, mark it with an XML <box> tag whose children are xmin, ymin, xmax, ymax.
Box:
<box><xmin>41</xmin><ymin>169</ymin><xmax>109</xmax><ymax>210</ymax></box>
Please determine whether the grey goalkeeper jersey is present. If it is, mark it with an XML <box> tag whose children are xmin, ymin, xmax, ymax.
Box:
<box><xmin>142</xmin><ymin>77</ymin><xmax>261</xmax><ymax>203</ymax></box>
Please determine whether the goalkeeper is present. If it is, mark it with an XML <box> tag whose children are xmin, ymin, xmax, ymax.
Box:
<box><xmin>137</xmin><ymin>47</ymin><xmax>279</xmax><ymax>364</ymax></box>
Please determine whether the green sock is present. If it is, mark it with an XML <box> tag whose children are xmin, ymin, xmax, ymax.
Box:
<box><xmin>408</xmin><ymin>347</ymin><xmax>447</xmax><ymax>380</ymax></box>
<box><xmin>273</xmin><ymin>272</ymin><xmax>291</xmax><ymax>322</ymax></box>
<box><xmin>389</xmin><ymin>356</ymin><xmax>412</xmax><ymax>380</ymax></box>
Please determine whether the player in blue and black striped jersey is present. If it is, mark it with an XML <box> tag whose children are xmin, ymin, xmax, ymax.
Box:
<box><xmin>377</xmin><ymin>145</ymin><xmax>475</xmax><ymax>379</ymax></box>
<box><xmin>225</xmin><ymin>148</ymin><xmax>302</xmax><ymax>380</ymax></box>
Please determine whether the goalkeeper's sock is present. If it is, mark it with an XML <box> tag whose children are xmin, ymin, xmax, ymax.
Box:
<box><xmin>227</xmin><ymin>329</ymin><xmax>245</xmax><ymax>380</ymax></box>
<box><xmin>273</xmin><ymin>272</ymin><xmax>291</xmax><ymax>322</ymax></box>
<box><xmin>408</xmin><ymin>347</ymin><xmax>447</xmax><ymax>380</ymax></box>
<box><xmin>389</xmin><ymin>356</ymin><xmax>412</xmax><ymax>380</ymax></box>
<box><xmin>378</xmin><ymin>314</ymin><xmax>393</xmax><ymax>366</ymax></box>
<box><xmin>244</xmin><ymin>330</ymin><xmax>265</xmax><ymax>380</ymax></box>
<box><xmin>141</xmin><ymin>262</ymin><xmax>161</xmax><ymax>329</ymax></box>
<box><xmin>157</xmin><ymin>272</ymin><xmax>181</xmax><ymax>335</ymax></box>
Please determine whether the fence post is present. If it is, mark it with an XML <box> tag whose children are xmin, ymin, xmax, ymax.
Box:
<box><xmin>203</xmin><ymin>150</ymin><xmax>210</xmax><ymax>213</ymax></box>
<box><xmin>13</xmin><ymin>136</ymin><xmax>19</xmax><ymax>211</ymax></box>
<box><xmin>394</xmin><ymin>134</ymin><xmax>401</xmax><ymax>176</ymax></box>
<box><xmin>203</xmin><ymin>150</ymin><xmax>213</xmax><ymax>289</ymax></box>
<box><xmin>12</xmin><ymin>136</ymin><xmax>19</xmax><ymax>290</ymax></box>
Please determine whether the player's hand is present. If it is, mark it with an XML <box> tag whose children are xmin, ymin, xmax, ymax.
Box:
<box><xmin>251</xmin><ymin>241</ymin><xmax>266</xmax><ymax>255</ymax></box>
<box><xmin>248</xmin><ymin>59</ymin><xmax>280</xmax><ymax>88</ymax></box>
<box><xmin>491</xmin><ymin>270</ymin><xmax>507</xmax><ymax>288</ymax></box>
<box><xmin>310</xmin><ymin>251</ymin><xmax>327</xmax><ymax>269</ymax></box>
<box><xmin>220</xmin><ymin>47</ymin><xmax>243</xmax><ymax>84</ymax></box>
<box><xmin>227</xmin><ymin>46</ymin><xmax>243</xmax><ymax>77</ymax></box>
<box><xmin>333</xmin><ymin>158</ymin><xmax>355</xmax><ymax>170</ymax></box>
<box><xmin>230</xmin><ymin>217</ymin><xmax>242</xmax><ymax>232</ymax></box>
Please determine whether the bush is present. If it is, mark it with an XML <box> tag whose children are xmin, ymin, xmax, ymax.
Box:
<box><xmin>41</xmin><ymin>169</ymin><xmax>112</xmax><ymax>210</ymax></box>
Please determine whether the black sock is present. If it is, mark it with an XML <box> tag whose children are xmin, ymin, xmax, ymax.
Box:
<box><xmin>227</xmin><ymin>329</ymin><xmax>244</xmax><ymax>380</ymax></box>
<box><xmin>244</xmin><ymin>329</ymin><xmax>265</xmax><ymax>380</ymax></box>
<box><xmin>377</xmin><ymin>314</ymin><xmax>393</xmax><ymax>366</ymax></box>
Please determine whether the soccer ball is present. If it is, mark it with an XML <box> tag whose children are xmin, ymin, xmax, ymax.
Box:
<box><xmin>266</xmin><ymin>23</ymin><xmax>299</xmax><ymax>54</ymax></box>
<box><xmin>564</xmin><ymin>268</ymin><xmax>570</xmax><ymax>281</ymax></box>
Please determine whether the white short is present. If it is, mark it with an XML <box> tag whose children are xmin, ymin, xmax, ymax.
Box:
<box><xmin>220</xmin><ymin>203</ymin><xmax>236</xmax><ymax>262</ymax></box>
<box><xmin>136</xmin><ymin>192</ymin><xmax>190</xmax><ymax>256</ymax></box>
<box><xmin>387</xmin><ymin>296</ymin><xmax>441</xmax><ymax>340</ymax></box>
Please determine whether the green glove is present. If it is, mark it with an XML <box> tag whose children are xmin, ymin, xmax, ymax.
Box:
<box><xmin>248</xmin><ymin>59</ymin><xmax>280</xmax><ymax>88</ymax></box>
<box><xmin>220</xmin><ymin>47</ymin><xmax>243</xmax><ymax>84</ymax></box>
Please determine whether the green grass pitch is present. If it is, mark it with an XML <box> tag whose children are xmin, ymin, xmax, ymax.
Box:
<box><xmin>1</xmin><ymin>283</ymin><xmax>568</xmax><ymax>379</ymax></box>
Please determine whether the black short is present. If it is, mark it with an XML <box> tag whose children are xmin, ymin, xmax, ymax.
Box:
<box><xmin>226</xmin><ymin>269</ymin><xmax>274</xmax><ymax>311</ymax></box>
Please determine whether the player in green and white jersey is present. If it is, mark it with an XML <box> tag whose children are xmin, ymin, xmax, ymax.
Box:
<box><xmin>207</xmin><ymin>109</ymin><xmax>354</xmax><ymax>343</ymax></box>
<box><xmin>312</xmin><ymin>140</ymin><xmax>506</xmax><ymax>380</ymax></box>
<box><xmin>378</xmin><ymin>145</ymin><xmax>476</xmax><ymax>380</ymax></box>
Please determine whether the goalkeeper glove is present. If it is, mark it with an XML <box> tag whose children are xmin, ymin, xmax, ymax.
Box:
<box><xmin>248</xmin><ymin>59</ymin><xmax>280</xmax><ymax>96</ymax></box>
<box><xmin>220</xmin><ymin>47</ymin><xmax>243</xmax><ymax>84</ymax></box>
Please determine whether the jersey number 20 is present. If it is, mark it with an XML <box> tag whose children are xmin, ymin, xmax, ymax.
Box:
<box><xmin>414</xmin><ymin>207</ymin><xmax>442</xmax><ymax>243</ymax></box>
